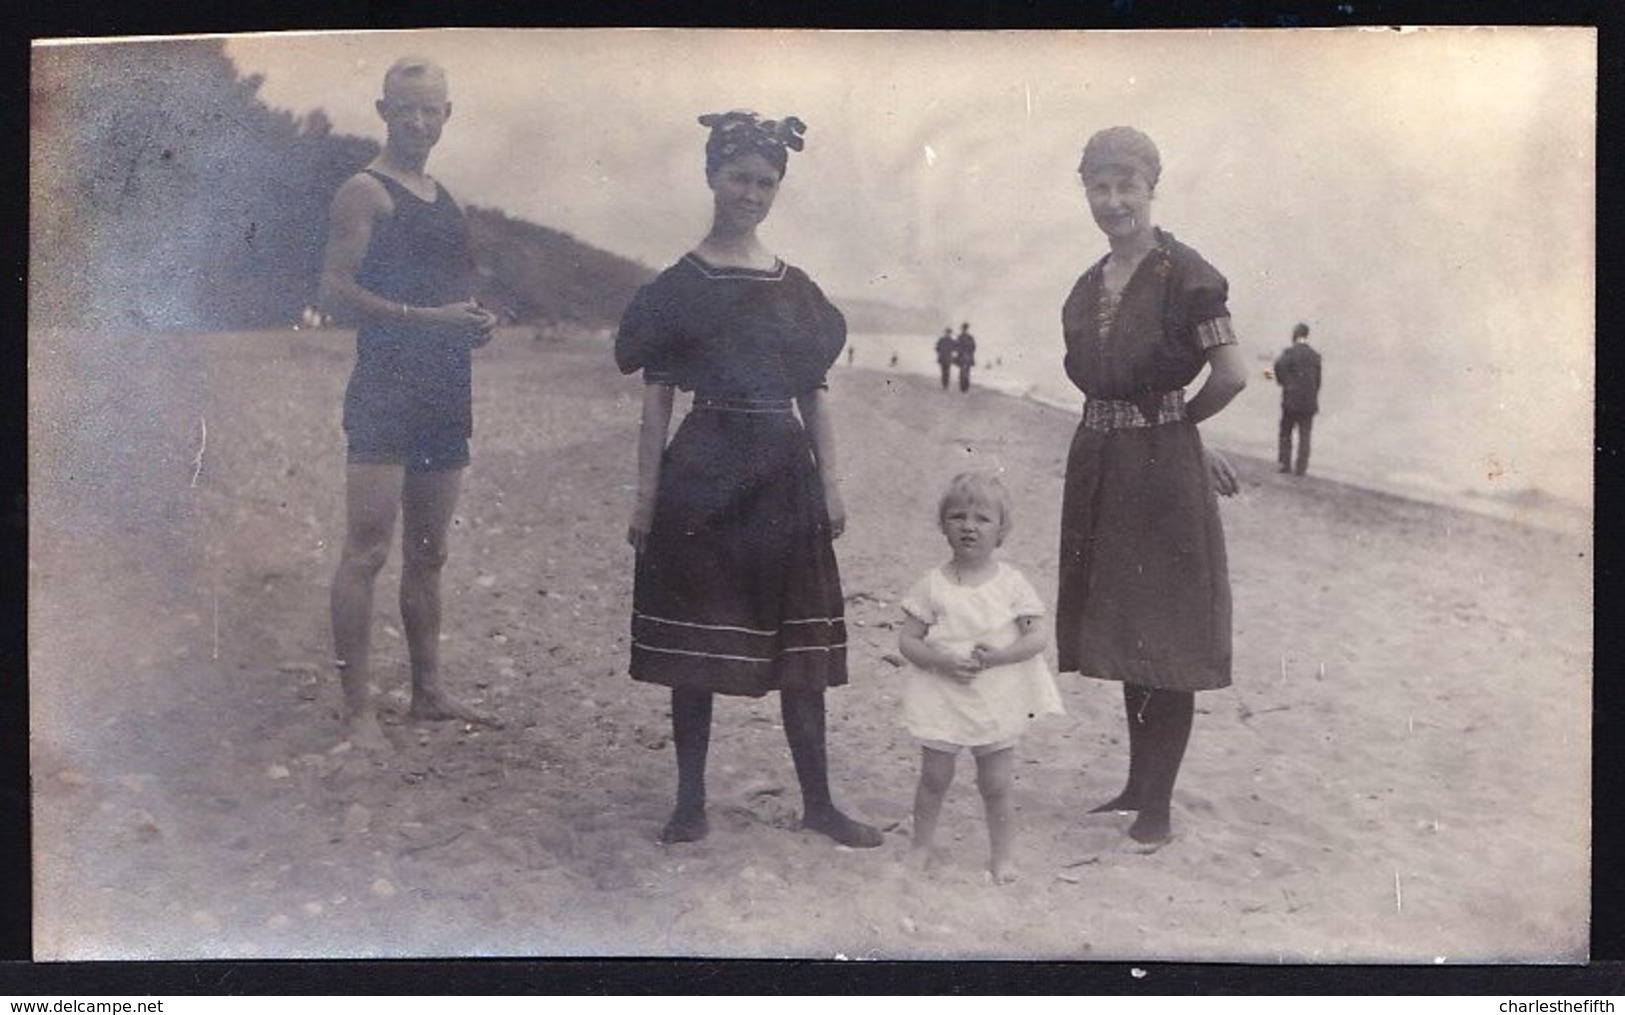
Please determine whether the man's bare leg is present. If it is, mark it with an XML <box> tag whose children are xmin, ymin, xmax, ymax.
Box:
<box><xmin>400</xmin><ymin>468</ymin><xmax>495</xmax><ymax>725</ymax></box>
<box><xmin>331</xmin><ymin>463</ymin><xmax>404</xmax><ymax>750</ymax></box>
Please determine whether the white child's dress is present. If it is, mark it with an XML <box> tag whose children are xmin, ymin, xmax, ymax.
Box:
<box><xmin>900</xmin><ymin>561</ymin><xmax>1065</xmax><ymax>747</ymax></box>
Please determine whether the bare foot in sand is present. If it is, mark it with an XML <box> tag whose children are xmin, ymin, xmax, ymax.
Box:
<box><xmin>987</xmin><ymin>861</ymin><xmax>1022</xmax><ymax>885</ymax></box>
<box><xmin>905</xmin><ymin>846</ymin><xmax>943</xmax><ymax>876</ymax></box>
<box><xmin>408</xmin><ymin>689</ymin><xmax>501</xmax><ymax>727</ymax></box>
<box><xmin>344</xmin><ymin>712</ymin><xmax>392</xmax><ymax>752</ymax></box>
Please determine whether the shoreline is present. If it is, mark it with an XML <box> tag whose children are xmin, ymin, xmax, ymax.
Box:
<box><xmin>40</xmin><ymin>322</ymin><xmax>1588</xmax><ymax>537</ymax></box>
<box><xmin>838</xmin><ymin>357</ymin><xmax>1591</xmax><ymax>539</ymax></box>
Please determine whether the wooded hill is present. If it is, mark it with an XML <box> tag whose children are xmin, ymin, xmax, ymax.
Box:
<box><xmin>29</xmin><ymin>37</ymin><xmax>936</xmax><ymax>337</ymax></box>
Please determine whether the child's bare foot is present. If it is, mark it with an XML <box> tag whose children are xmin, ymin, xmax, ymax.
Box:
<box><xmin>408</xmin><ymin>689</ymin><xmax>501</xmax><ymax>727</ymax></box>
<box><xmin>658</xmin><ymin>808</ymin><xmax>709</xmax><ymax>844</ymax></box>
<box><xmin>344</xmin><ymin>712</ymin><xmax>392</xmax><ymax>752</ymax></box>
<box><xmin>987</xmin><ymin>861</ymin><xmax>1021</xmax><ymax>885</ymax></box>
<box><xmin>905</xmin><ymin>846</ymin><xmax>942</xmax><ymax>875</ymax></box>
<box><xmin>802</xmin><ymin>806</ymin><xmax>884</xmax><ymax>848</ymax></box>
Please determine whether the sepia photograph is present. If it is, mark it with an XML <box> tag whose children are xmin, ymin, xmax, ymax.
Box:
<box><xmin>28</xmin><ymin>26</ymin><xmax>1594</xmax><ymax>962</ymax></box>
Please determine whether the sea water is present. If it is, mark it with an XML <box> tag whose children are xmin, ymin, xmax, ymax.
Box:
<box><xmin>843</xmin><ymin>330</ymin><xmax>1592</xmax><ymax>536</ymax></box>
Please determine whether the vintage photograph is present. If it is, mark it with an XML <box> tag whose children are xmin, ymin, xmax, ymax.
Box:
<box><xmin>28</xmin><ymin>27</ymin><xmax>1594</xmax><ymax>961</ymax></box>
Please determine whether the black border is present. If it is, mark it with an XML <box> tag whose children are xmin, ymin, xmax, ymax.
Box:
<box><xmin>11</xmin><ymin>0</ymin><xmax>1619</xmax><ymax>995</ymax></box>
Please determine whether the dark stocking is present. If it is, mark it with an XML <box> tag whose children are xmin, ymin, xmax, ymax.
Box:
<box><xmin>1092</xmin><ymin>684</ymin><xmax>1195</xmax><ymax>845</ymax></box>
<box><xmin>1130</xmin><ymin>685</ymin><xmax>1194</xmax><ymax>844</ymax></box>
<box><xmin>1091</xmin><ymin>682</ymin><xmax>1154</xmax><ymax>813</ymax></box>
<box><xmin>781</xmin><ymin>689</ymin><xmax>883</xmax><ymax>848</ymax></box>
<box><xmin>660</xmin><ymin>688</ymin><xmax>712</xmax><ymax>843</ymax></box>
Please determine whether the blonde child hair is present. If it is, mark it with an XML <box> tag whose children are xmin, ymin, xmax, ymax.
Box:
<box><xmin>937</xmin><ymin>471</ymin><xmax>1012</xmax><ymax>545</ymax></box>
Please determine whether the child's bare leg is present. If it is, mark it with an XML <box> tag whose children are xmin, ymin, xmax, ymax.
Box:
<box><xmin>910</xmin><ymin>746</ymin><xmax>956</xmax><ymax>870</ymax></box>
<box><xmin>976</xmin><ymin>747</ymin><xmax>1019</xmax><ymax>883</ymax></box>
<box><xmin>331</xmin><ymin>464</ymin><xmax>401</xmax><ymax>750</ymax></box>
<box><xmin>399</xmin><ymin>470</ymin><xmax>496</xmax><ymax>726</ymax></box>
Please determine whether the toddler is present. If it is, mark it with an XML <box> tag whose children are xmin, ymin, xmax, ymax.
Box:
<box><xmin>898</xmin><ymin>472</ymin><xmax>1063</xmax><ymax>883</ymax></box>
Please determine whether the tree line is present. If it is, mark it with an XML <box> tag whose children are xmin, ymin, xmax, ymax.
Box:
<box><xmin>30</xmin><ymin>38</ymin><xmax>652</xmax><ymax>335</ymax></box>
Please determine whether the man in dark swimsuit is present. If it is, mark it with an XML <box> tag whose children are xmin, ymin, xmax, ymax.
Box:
<box><xmin>318</xmin><ymin>57</ymin><xmax>498</xmax><ymax>750</ymax></box>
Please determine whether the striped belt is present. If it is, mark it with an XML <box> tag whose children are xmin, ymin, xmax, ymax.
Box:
<box><xmin>1082</xmin><ymin>390</ymin><xmax>1188</xmax><ymax>431</ymax></box>
<box><xmin>692</xmin><ymin>396</ymin><xmax>795</xmax><ymax>415</ymax></box>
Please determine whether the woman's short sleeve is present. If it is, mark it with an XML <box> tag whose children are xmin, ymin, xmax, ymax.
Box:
<box><xmin>1160</xmin><ymin>237</ymin><xmax>1234</xmax><ymax>364</ymax></box>
<box><xmin>900</xmin><ymin>573</ymin><xmax>938</xmax><ymax>626</ymax></box>
<box><xmin>788</xmin><ymin>270</ymin><xmax>848</xmax><ymax>394</ymax></box>
<box><xmin>1175</xmin><ymin>246</ymin><xmax>1231</xmax><ymax>328</ymax></box>
<box><xmin>613</xmin><ymin>283</ymin><xmax>677</xmax><ymax>384</ymax></box>
<box><xmin>1195</xmin><ymin>317</ymin><xmax>1238</xmax><ymax>350</ymax></box>
<box><xmin>1182</xmin><ymin>270</ymin><xmax>1234</xmax><ymax>356</ymax></box>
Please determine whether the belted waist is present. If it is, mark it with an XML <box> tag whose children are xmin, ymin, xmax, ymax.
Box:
<box><xmin>692</xmin><ymin>395</ymin><xmax>795</xmax><ymax>415</ymax></box>
<box><xmin>1082</xmin><ymin>390</ymin><xmax>1188</xmax><ymax>431</ymax></box>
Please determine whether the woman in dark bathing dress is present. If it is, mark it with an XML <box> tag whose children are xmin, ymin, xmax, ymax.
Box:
<box><xmin>1055</xmin><ymin>126</ymin><xmax>1249</xmax><ymax>846</ymax></box>
<box><xmin>615</xmin><ymin>110</ymin><xmax>883</xmax><ymax>849</ymax></box>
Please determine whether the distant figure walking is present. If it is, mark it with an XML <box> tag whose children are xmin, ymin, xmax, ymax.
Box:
<box><xmin>318</xmin><ymin>56</ymin><xmax>499</xmax><ymax>751</ymax></box>
<box><xmin>1273</xmin><ymin>322</ymin><xmax>1322</xmax><ymax>476</ymax></box>
<box><xmin>954</xmin><ymin>322</ymin><xmax>977</xmax><ymax>392</ymax></box>
<box><xmin>935</xmin><ymin>327</ymin><xmax>956</xmax><ymax>390</ymax></box>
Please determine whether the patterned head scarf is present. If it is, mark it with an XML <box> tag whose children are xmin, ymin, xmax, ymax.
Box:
<box><xmin>700</xmin><ymin>110</ymin><xmax>807</xmax><ymax>177</ymax></box>
<box><xmin>1077</xmin><ymin>126</ymin><xmax>1162</xmax><ymax>190</ymax></box>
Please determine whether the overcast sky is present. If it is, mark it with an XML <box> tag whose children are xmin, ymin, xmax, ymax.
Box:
<box><xmin>212</xmin><ymin>28</ymin><xmax>1595</xmax><ymax>506</ymax></box>
<box><xmin>222</xmin><ymin>28</ymin><xmax>1592</xmax><ymax>344</ymax></box>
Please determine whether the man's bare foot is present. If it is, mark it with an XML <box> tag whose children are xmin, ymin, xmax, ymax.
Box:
<box><xmin>408</xmin><ymin>689</ymin><xmax>501</xmax><ymax>727</ymax></box>
<box><xmin>344</xmin><ymin>712</ymin><xmax>392</xmax><ymax>752</ymax></box>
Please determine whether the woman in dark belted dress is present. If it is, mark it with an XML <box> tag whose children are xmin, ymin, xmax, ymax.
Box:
<box><xmin>1055</xmin><ymin>127</ymin><xmax>1250</xmax><ymax>846</ymax></box>
<box><xmin>615</xmin><ymin>110</ymin><xmax>883</xmax><ymax>849</ymax></box>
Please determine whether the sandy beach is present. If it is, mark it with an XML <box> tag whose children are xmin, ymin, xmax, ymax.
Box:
<box><xmin>29</xmin><ymin>325</ymin><xmax>1591</xmax><ymax>962</ymax></box>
